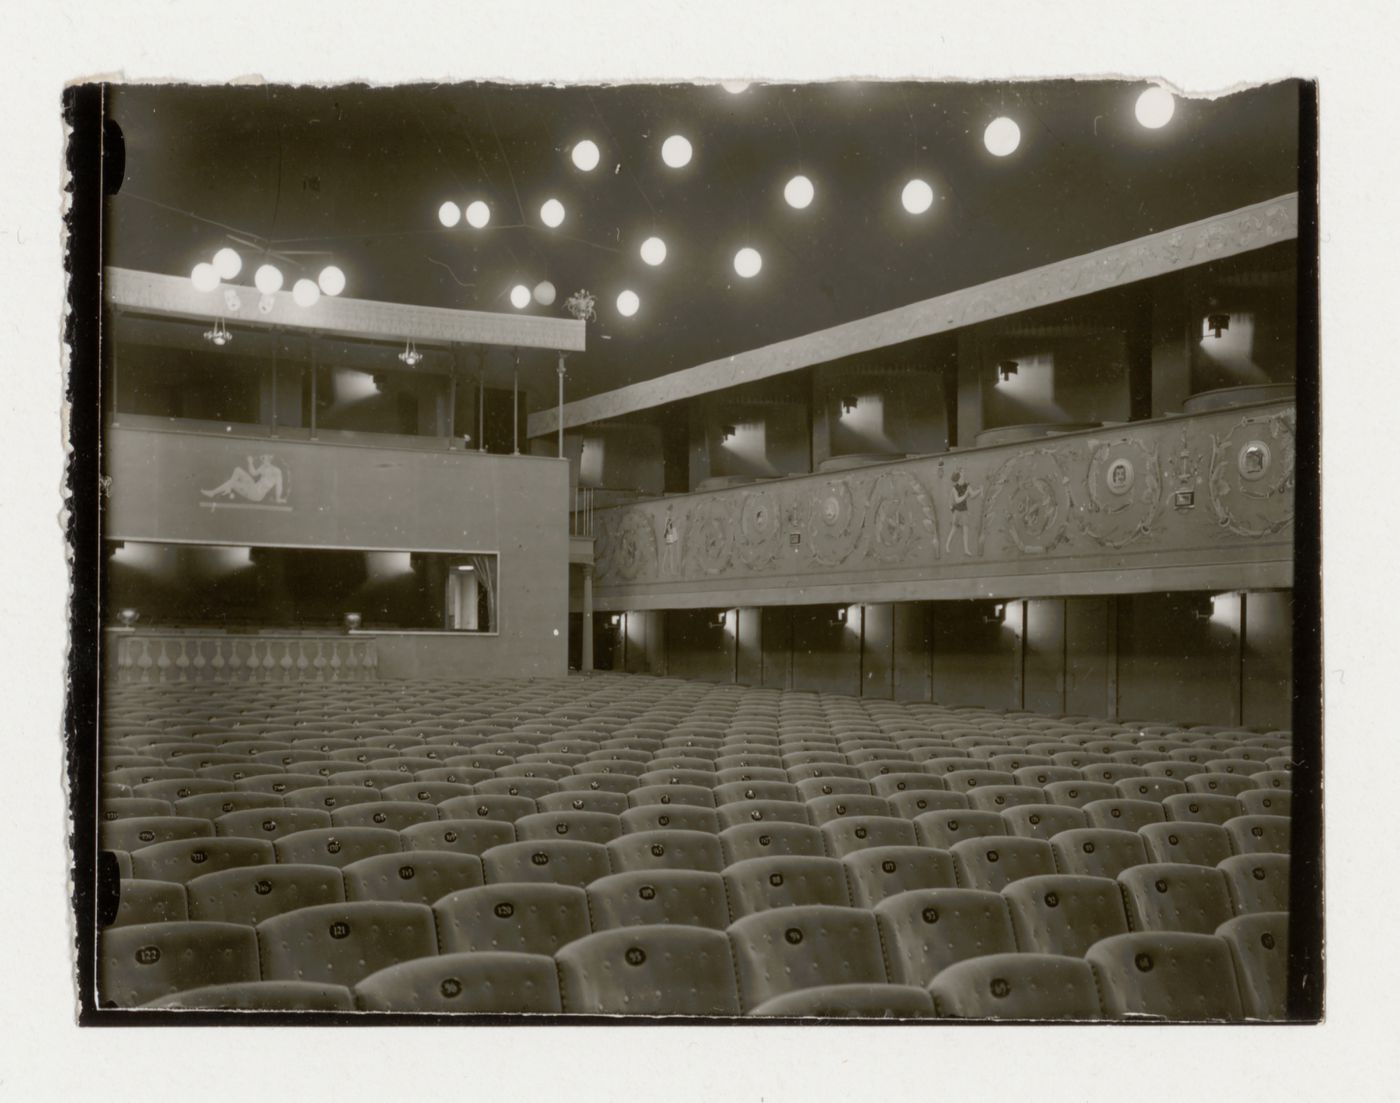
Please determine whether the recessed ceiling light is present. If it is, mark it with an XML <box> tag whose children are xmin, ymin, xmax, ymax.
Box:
<box><xmin>254</xmin><ymin>264</ymin><xmax>284</xmax><ymax>294</ymax></box>
<box><xmin>465</xmin><ymin>200</ymin><xmax>491</xmax><ymax>229</ymax></box>
<box><xmin>190</xmin><ymin>262</ymin><xmax>219</xmax><ymax>293</ymax></box>
<box><xmin>1135</xmin><ymin>86</ymin><xmax>1176</xmax><ymax>129</ymax></box>
<box><xmin>318</xmin><ymin>266</ymin><xmax>346</xmax><ymax>296</ymax></box>
<box><xmin>784</xmin><ymin>174</ymin><xmax>815</xmax><ymax>209</ymax></box>
<box><xmin>540</xmin><ymin>198</ymin><xmax>566</xmax><ymax>228</ymax></box>
<box><xmin>984</xmin><ymin>116</ymin><xmax>1021</xmax><ymax>156</ymax></box>
<box><xmin>212</xmin><ymin>248</ymin><xmax>242</xmax><ymax>280</ymax></box>
<box><xmin>571</xmin><ymin>139</ymin><xmax>601</xmax><ymax>171</ymax></box>
<box><xmin>510</xmin><ymin>284</ymin><xmax>532</xmax><ymax>309</ymax></box>
<box><xmin>640</xmin><ymin>236</ymin><xmax>667</xmax><ymax>266</ymax></box>
<box><xmin>734</xmin><ymin>247</ymin><xmax>762</xmax><ymax>278</ymax></box>
<box><xmin>617</xmin><ymin>290</ymin><xmax>640</xmax><ymax>317</ymax></box>
<box><xmin>901</xmin><ymin>179</ymin><xmax>934</xmax><ymax>214</ymax></box>
<box><xmin>438</xmin><ymin>201</ymin><xmax>462</xmax><ymax>228</ymax></box>
<box><xmin>661</xmin><ymin>134</ymin><xmax>693</xmax><ymax>168</ymax></box>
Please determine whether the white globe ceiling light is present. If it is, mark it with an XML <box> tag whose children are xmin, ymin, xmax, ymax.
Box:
<box><xmin>1135</xmin><ymin>85</ymin><xmax>1176</xmax><ymax>129</ymax></box>
<box><xmin>317</xmin><ymin>265</ymin><xmax>346</xmax><ymax>296</ymax></box>
<box><xmin>254</xmin><ymin>264</ymin><xmax>284</xmax><ymax>295</ymax></box>
<box><xmin>292</xmin><ymin>278</ymin><xmax>321</xmax><ymax>307</ymax></box>
<box><xmin>784</xmin><ymin>174</ymin><xmax>815</xmax><ymax>209</ymax></box>
<box><xmin>901</xmin><ymin>179</ymin><xmax>934</xmax><ymax>214</ymax></box>
<box><xmin>510</xmin><ymin>284</ymin><xmax>532</xmax><ymax>310</ymax></box>
<box><xmin>734</xmin><ymin>247</ymin><xmax>762</xmax><ymax>279</ymax></box>
<box><xmin>540</xmin><ymin>198</ymin><xmax>566</xmax><ymax>228</ymax></box>
<box><xmin>534</xmin><ymin>281</ymin><xmax>557</xmax><ymax>306</ymax></box>
<box><xmin>212</xmin><ymin>247</ymin><xmax>242</xmax><ymax>279</ymax></box>
<box><xmin>616</xmin><ymin>290</ymin><xmax>640</xmax><ymax>317</ymax></box>
<box><xmin>465</xmin><ymin>200</ymin><xmax>491</xmax><ymax>229</ymax></box>
<box><xmin>721</xmin><ymin>81</ymin><xmax>750</xmax><ymax>94</ymax></box>
<box><xmin>640</xmin><ymin>236</ymin><xmax>667</xmax><ymax>266</ymax></box>
<box><xmin>190</xmin><ymin>262</ymin><xmax>220</xmax><ymax>293</ymax></box>
<box><xmin>661</xmin><ymin>134</ymin><xmax>693</xmax><ymax>168</ymax></box>
<box><xmin>438</xmin><ymin>201</ymin><xmax>462</xmax><ymax>228</ymax></box>
<box><xmin>571</xmin><ymin>139</ymin><xmax>601</xmax><ymax>171</ymax></box>
<box><xmin>984</xmin><ymin>116</ymin><xmax>1021</xmax><ymax>157</ymax></box>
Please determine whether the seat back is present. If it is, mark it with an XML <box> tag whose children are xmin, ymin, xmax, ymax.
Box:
<box><xmin>1139</xmin><ymin>821</ymin><xmax>1234</xmax><ymax>867</ymax></box>
<box><xmin>257</xmin><ymin>901</ymin><xmax>438</xmax><ymax>988</ymax></box>
<box><xmin>586</xmin><ymin>870</ymin><xmax>731</xmax><ymax>930</ymax></box>
<box><xmin>606</xmin><ymin>829</ymin><xmax>726</xmax><ymax>874</ymax></box>
<box><xmin>718</xmin><ymin>822</ymin><xmax>827</xmax><ymax>865</ymax></box>
<box><xmin>354</xmin><ymin>951</ymin><xmax>563</xmax><ymax>1014</ymax></box>
<box><xmin>803</xmin><ymin>795</ymin><xmax>892</xmax><ymax>825</ymax></box>
<box><xmin>101</xmin><ymin>816</ymin><xmax>214</xmax><ymax>852</ymax></box>
<box><xmin>618</xmin><ymin>805</ymin><xmax>721</xmax><ymax>835</ymax></box>
<box><xmin>1161</xmin><ymin>793</ymin><xmax>1244</xmax><ymax>825</ymax></box>
<box><xmin>379</xmin><ymin>804</ymin><xmax>510</xmax><ymax>849</ymax></box>
<box><xmin>186</xmin><ymin>864</ymin><xmax>345</xmax><ymax>926</ymax></box>
<box><xmin>722</xmin><ymin>855</ymin><xmax>850</xmax><ymax>917</ymax></box>
<box><xmin>479</xmin><ymin>840</ymin><xmax>611</xmax><ymax>888</ymax></box>
<box><xmin>130</xmin><ymin>837</ymin><xmax>276</xmax><ymax>884</ymax></box>
<box><xmin>627</xmin><ymin>784</ymin><xmax>718</xmax><ymax>810</ymax></box>
<box><xmin>272</xmin><ymin>827</ymin><xmax>401</xmax><ymax>869</ymax></box>
<box><xmin>1002</xmin><ymin>874</ymin><xmax>1129</xmax><ymax>956</ymax></box>
<box><xmin>438</xmin><ymin>794</ymin><xmax>539</xmax><ymax>823</ymax></box>
<box><xmin>175</xmin><ymin>792</ymin><xmax>283</xmax><ymax>819</ymax></box>
<box><xmin>949</xmin><ymin>835</ymin><xmax>1056</xmax><ymax>892</ymax></box>
<box><xmin>818</xmin><ymin>816</ymin><xmax>917</xmax><ymax>857</ymax></box>
<box><xmin>887</xmin><ymin>790</ymin><xmax>969</xmax><ymax>819</ymax></box>
<box><xmin>537</xmin><ymin>790</ymin><xmax>632</xmax><ymax>816</ymax></box>
<box><xmin>329</xmin><ymin>801</ymin><xmax>440</xmax><ymax>832</ymax></box>
<box><xmin>1042</xmin><ymin>780</ymin><xmax>1120</xmax><ymax>809</ymax></box>
<box><xmin>110</xmin><ymin>879</ymin><xmax>188</xmax><ymax>928</ymax></box>
<box><xmin>1218</xmin><ymin>912</ymin><xmax>1289</xmax><ymax>1019</ymax></box>
<box><xmin>342</xmin><ymin>852</ymin><xmax>484</xmax><ymax>905</ymax></box>
<box><xmin>145</xmin><ymin>980</ymin><xmax>355</xmax><ymax>1011</ymax></box>
<box><xmin>841</xmin><ymin>846</ymin><xmax>957</xmax><ymax>907</ymax></box>
<box><xmin>1218</xmin><ymin>853</ymin><xmax>1291</xmax><ymax>915</ymax></box>
<box><xmin>99</xmin><ymin>921</ymin><xmax>260</xmax><ymax>1007</ymax></box>
<box><xmin>999</xmin><ymin>804</ymin><xmax>1087</xmax><ymax>841</ymax></box>
<box><xmin>874</xmin><ymin>888</ymin><xmax>1017</xmax><ymax>986</ymax></box>
<box><xmin>1240</xmin><ymin>789</ymin><xmax>1292</xmax><ymax>817</ymax></box>
<box><xmin>513</xmin><ymin>811</ymin><xmax>623</xmax><ymax>846</ymax></box>
<box><xmin>214</xmin><ymin>808</ymin><xmax>333</xmax><ymax>841</ymax></box>
<box><xmin>557</xmin><ymin>924</ymin><xmax>741</xmax><ymax>1015</ymax></box>
<box><xmin>716</xmin><ymin>800</ymin><xmax>811</xmax><ymax>830</ymax></box>
<box><xmin>928</xmin><ymin>953</ymin><xmax>1102</xmax><ymax>1020</ymax></box>
<box><xmin>1087</xmin><ymin>932</ymin><xmax>1244</xmax><ymax>1020</ymax></box>
<box><xmin>1083</xmin><ymin>798</ymin><xmax>1166</xmax><ymax>832</ymax></box>
<box><xmin>1224</xmin><ymin>814</ymin><xmax>1291</xmax><ymax>855</ymax></box>
<box><xmin>1185</xmin><ymin>773</ymin><xmax>1258</xmax><ymax>798</ymax></box>
<box><xmin>1049</xmin><ymin>828</ymin><xmax>1149</xmax><ymax>880</ymax></box>
<box><xmin>910</xmin><ymin>809</ymin><xmax>1006</xmax><ymax>849</ymax></box>
<box><xmin>749</xmin><ymin>983</ymin><xmax>934</xmax><ymax>1018</ymax></box>
<box><xmin>1114</xmin><ymin>777</ymin><xmax>1188</xmax><ymax>803</ymax></box>
<box><xmin>727</xmin><ymin>905</ymin><xmax>888</xmax><ymax>1011</ymax></box>
<box><xmin>1117</xmin><ymin>863</ymin><xmax>1234</xmax><ymax>934</ymax></box>
<box><xmin>434</xmin><ymin>883</ymin><xmax>590</xmax><ymax>955</ymax></box>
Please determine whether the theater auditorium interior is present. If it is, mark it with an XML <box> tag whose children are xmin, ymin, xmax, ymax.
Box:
<box><xmin>80</xmin><ymin>78</ymin><xmax>1317</xmax><ymax>1021</ymax></box>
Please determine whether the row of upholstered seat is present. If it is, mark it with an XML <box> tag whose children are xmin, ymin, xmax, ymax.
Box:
<box><xmin>100</xmin><ymin>899</ymin><xmax>1288</xmax><ymax>1019</ymax></box>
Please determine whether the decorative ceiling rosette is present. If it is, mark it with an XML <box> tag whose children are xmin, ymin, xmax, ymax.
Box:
<box><xmin>735</xmin><ymin>488</ymin><xmax>784</xmax><ymax>571</ymax></box>
<box><xmin>611</xmin><ymin>509</ymin><xmax>659</xmax><ymax>582</ymax></box>
<box><xmin>864</xmin><ymin>469</ymin><xmax>941</xmax><ymax>564</ymax></box>
<box><xmin>1208</xmin><ymin>409</ymin><xmax>1296</xmax><ymax>537</ymax></box>
<box><xmin>1080</xmin><ymin>436</ymin><xmax>1163</xmax><ymax>548</ymax></box>
<box><xmin>805</xmin><ymin>477</ymin><xmax>867</xmax><ymax>566</ymax></box>
<box><xmin>685</xmin><ymin>495</ymin><xmax>738</xmax><ymax>575</ymax></box>
<box><xmin>984</xmin><ymin>448</ymin><xmax>1076</xmax><ymax>555</ymax></box>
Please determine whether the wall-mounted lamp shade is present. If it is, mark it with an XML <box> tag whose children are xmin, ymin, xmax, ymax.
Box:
<box><xmin>998</xmin><ymin>360</ymin><xmax>1020</xmax><ymax>382</ymax></box>
<box><xmin>840</xmin><ymin>395</ymin><xmax>859</xmax><ymax>414</ymax></box>
<box><xmin>901</xmin><ymin>179</ymin><xmax>934</xmax><ymax>214</ymax></box>
<box><xmin>212</xmin><ymin>248</ymin><xmax>242</xmax><ymax>280</ymax></box>
<box><xmin>1204</xmin><ymin>313</ymin><xmax>1231</xmax><ymax>339</ymax></box>
<box><xmin>510</xmin><ymin>284</ymin><xmax>532</xmax><ymax>310</ymax></box>
<box><xmin>254</xmin><ymin>264</ymin><xmax>283</xmax><ymax>295</ymax></box>
<box><xmin>720</xmin><ymin>424</ymin><xmax>737</xmax><ymax>442</ymax></box>
<box><xmin>1135</xmin><ymin>86</ymin><xmax>1176</xmax><ymax>129</ymax></box>
<box><xmin>661</xmin><ymin>134</ymin><xmax>693</xmax><ymax>168</ymax></box>
<box><xmin>190</xmin><ymin>262</ymin><xmax>220</xmax><ymax>293</ymax></box>
<box><xmin>465</xmin><ymin>201</ymin><xmax>491</xmax><ymax>229</ymax></box>
<box><xmin>438</xmin><ymin>201</ymin><xmax>462</xmax><ymax>228</ymax></box>
<box><xmin>640</xmin><ymin>236</ymin><xmax>667</xmax><ymax>266</ymax></box>
<box><xmin>984</xmin><ymin>116</ymin><xmax>1021</xmax><ymax>156</ymax></box>
<box><xmin>571</xmin><ymin>139</ymin><xmax>601</xmax><ymax>171</ymax></box>
<box><xmin>292</xmin><ymin>278</ymin><xmax>320</xmax><ymax>307</ymax></box>
<box><xmin>317</xmin><ymin>265</ymin><xmax>346</xmax><ymax>296</ymax></box>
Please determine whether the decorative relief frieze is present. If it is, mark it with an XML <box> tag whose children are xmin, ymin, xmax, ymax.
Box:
<box><xmin>114</xmin><ymin>634</ymin><xmax>379</xmax><ymax>684</ymax></box>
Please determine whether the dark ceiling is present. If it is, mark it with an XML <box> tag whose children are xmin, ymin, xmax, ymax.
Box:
<box><xmin>104</xmin><ymin>80</ymin><xmax>1302</xmax><ymax>400</ymax></box>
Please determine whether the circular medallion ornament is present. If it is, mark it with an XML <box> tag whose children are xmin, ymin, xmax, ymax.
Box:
<box><xmin>735</xmin><ymin>489</ymin><xmax>783</xmax><ymax>571</ymax></box>
<box><xmin>1238</xmin><ymin>440</ymin><xmax>1271</xmax><ymax>481</ymax></box>
<box><xmin>1106</xmin><ymin>458</ymin><xmax>1135</xmax><ymax>496</ymax></box>
<box><xmin>687</xmin><ymin>496</ymin><xmax>737</xmax><ymax>575</ymax></box>
<box><xmin>611</xmin><ymin>511</ymin><xmax>659</xmax><ymax>581</ymax></box>
<box><xmin>865</xmin><ymin>470</ymin><xmax>940</xmax><ymax>564</ymax></box>
<box><xmin>984</xmin><ymin>450</ymin><xmax>1074</xmax><ymax>555</ymax></box>
<box><xmin>805</xmin><ymin>479</ymin><xmax>866</xmax><ymax>565</ymax></box>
